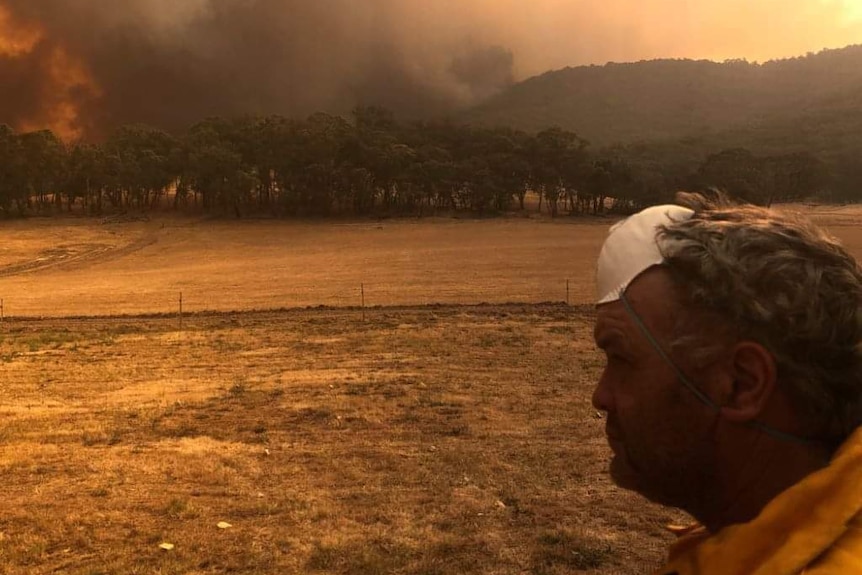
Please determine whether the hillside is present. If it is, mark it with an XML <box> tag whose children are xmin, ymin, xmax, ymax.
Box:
<box><xmin>613</xmin><ymin>83</ymin><xmax>862</xmax><ymax>198</ymax></box>
<box><xmin>463</xmin><ymin>45</ymin><xmax>862</xmax><ymax>147</ymax></box>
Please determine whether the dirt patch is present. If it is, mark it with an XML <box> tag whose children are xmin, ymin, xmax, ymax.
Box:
<box><xmin>0</xmin><ymin>235</ymin><xmax>158</xmax><ymax>277</ymax></box>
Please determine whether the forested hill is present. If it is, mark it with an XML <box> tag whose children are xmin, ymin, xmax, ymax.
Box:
<box><xmin>610</xmin><ymin>74</ymin><xmax>862</xmax><ymax>200</ymax></box>
<box><xmin>462</xmin><ymin>45</ymin><xmax>862</xmax><ymax>146</ymax></box>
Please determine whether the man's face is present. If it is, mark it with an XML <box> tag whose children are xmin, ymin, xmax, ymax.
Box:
<box><xmin>591</xmin><ymin>267</ymin><xmax>722</xmax><ymax>510</ymax></box>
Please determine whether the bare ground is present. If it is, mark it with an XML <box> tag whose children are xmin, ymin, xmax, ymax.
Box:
<box><xmin>0</xmin><ymin>304</ymin><xmax>687</xmax><ymax>575</ymax></box>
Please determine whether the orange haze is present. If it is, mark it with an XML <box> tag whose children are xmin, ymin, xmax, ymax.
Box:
<box><xmin>470</xmin><ymin>0</ymin><xmax>862</xmax><ymax>76</ymax></box>
<box><xmin>0</xmin><ymin>0</ymin><xmax>860</xmax><ymax>140</ymax></box>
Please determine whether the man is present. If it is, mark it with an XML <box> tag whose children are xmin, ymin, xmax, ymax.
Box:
<box><xmin>592</xmin><ymin>193</ymin><xmax>862</xmax><ymax>574</ymax></box>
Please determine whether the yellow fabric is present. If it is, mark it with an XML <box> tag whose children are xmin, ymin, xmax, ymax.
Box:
<box><xmin>652</xmin><ymin>427</ymin><xmax>862</xmax><ymax>575</ymax></box>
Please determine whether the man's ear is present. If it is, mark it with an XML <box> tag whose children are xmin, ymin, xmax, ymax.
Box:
<box><xmin>718</xmin><ymin>341</ymin><xmax>777</xmax><ymax>423</ymax></box>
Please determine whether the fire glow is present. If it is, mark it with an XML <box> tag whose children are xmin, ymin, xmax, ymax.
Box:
<box><xmin>0</xmin><ymin>3</ymin><xmax>100</xmax><ymax>140</ymax></box>
<box><xmin>0</xmin><ymin>4</ymin><xmax>40</xmax><ymax>57</ymax></box>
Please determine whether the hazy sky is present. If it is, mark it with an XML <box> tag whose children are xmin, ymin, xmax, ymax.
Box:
<box><xmin>502</xmin><ymin>0</ymin><xmax>862</xmax><ymax>73</ymax></box>
<box><xmin>1</xmin><ymin>0</ymin><xmax>860</xmax><ymax>139</ymax></box>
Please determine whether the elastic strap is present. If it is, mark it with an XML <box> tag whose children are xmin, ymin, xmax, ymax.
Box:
<box><xmin>619</xmin><ymin>291</ymin><xmax>817</xmax><ymax>446</ymax></box>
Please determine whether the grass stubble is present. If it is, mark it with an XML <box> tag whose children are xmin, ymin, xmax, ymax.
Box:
<box><xmin>0</xmin><ymin>305</ymin><xmax>687</xmax><ymax>574</ymax></box>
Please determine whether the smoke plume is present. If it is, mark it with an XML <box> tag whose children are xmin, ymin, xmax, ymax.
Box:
<box><xmin>0</xmin><ymin>0</ymin><xmax>859</xmax><ymax>140</ymax></box>
<box><xmin>0</xmin><ymin>0</ymin><xmax>521</xmax><ymax>139</ymax></box>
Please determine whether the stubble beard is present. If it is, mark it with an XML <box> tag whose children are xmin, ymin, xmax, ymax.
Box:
<box><xmin>608</xmin><ymin>420</ymin><xmax>721</xmax><ymax>513</ymax></box>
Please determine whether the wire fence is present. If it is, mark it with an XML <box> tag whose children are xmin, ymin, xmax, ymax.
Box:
<box><xmin>0</xmin><ymin>277</ymin><xmax>594</xmax><ymax>322</ymax></box>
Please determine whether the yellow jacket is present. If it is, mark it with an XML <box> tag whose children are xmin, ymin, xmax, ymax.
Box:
<box><xmin>653</xmin><ymin>427</ymin><xmax>862</xmax><ymax>575</ymax></box>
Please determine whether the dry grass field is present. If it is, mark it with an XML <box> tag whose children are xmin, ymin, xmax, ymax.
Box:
<box><xmin>0</xmin><ymin>305</ymin><xmax>689</xmax><ymax>574</ymax></box>
<box><xmin>0</xmin><ymin>215</ymin><xmax>608</xmax><ymax>318</ymax></box>
<box><xmin>1</xmin><ymin>205</ymin><xmax>861</xmax><ymax>574</ymax></box>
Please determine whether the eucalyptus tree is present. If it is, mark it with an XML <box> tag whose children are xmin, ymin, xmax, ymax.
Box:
<box><xmin>0</xmin><ymin>125</ymin><xmax>25</xmax><ymax>215</ymax></box>
<box><xmin>761</xmin><ymin>152</ymin><xmax>828</xmax><ymax>206</ymax></box>
<box><xmin>18</xmin><ymin>129</ymin><xmax>66</xmax><ymax>212</ymax></box>
<box><xmin>64</xmin><ymin>141</ymin><xmax>109</xmax><ymax>213</ymax></box>
<box><xmin>341</xmin><ymin>106</ymin><xmax>417</xmax><ymax>214</ymax></box>
<box><xmin>184</xmin><ymin>119</ymin><xmax>257</xmax><ymax>216</ymax></box>
<box><xmin>105</xmin><ymin>124</ymin><xmax>179</xmax><ymax>209</ymax></box>
<box><xmin>528</xmin><ymin>127</ymin><xmax>589</xmax><ymax>216</ymax></box>
<box><xmin>406</xmin><ymin>143</ymin><xmax>457</xmax><ymax>214</ymax></box>
<box><xmin>696</xmin><ymin>148</ymin><xmax>827</xmax><ymax>206</ymax></box>
<box><xmin>287</xmin><ymin>112</ymin><xmax>351</xmax><ymax>215</ymax></box>
<box><xmin>463</xmin><ymin>126</ymin><xmax>531</xmax><ymax>213</ymax></box>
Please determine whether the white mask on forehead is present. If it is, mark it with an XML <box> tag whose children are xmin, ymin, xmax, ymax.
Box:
<box><xmin>596</xmin><ymin>205</ymin><xmax>694</xmax><ymax>304</ymax></box>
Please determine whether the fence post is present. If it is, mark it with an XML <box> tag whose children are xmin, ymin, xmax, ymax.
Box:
<box><xmin>361</xmin><ymin>283</ymin><xmax>365</xmax><ymax>322</ymax></box>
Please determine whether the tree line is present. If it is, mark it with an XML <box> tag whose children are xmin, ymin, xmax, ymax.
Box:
<box><xmin>0</xmin><ymin>107</ymin><xmax>831</xmax><ymax>219</ymax></box>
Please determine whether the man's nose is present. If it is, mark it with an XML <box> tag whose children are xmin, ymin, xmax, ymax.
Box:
<box><xmin>591</xmin><ymin>371</ymin><xmax>613</xmax><ymax>412</ymax></box>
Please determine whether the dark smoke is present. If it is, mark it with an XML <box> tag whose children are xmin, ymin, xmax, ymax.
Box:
<box><xmin>450</xmin><ymin>45</ymin><xmax>515</xmax><ymax>101</ymax></box>
<box><xmin>0</xmin><ymin>0</ymin><xmax>517</xmax><ymax>139</ymax></box>
<box><xmin>0</xmin><ymin>40</ymin><xmax>54</xmax><ymax>129</ymax></box>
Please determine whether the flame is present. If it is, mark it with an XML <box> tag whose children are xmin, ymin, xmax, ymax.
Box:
<box><xmin>0</xmin><ymin>4</ymin><xmax>101</xmax><ymax>140</ymax></box>
<box><xmin>0</xmin><ymin>4</ymin><xmax>41</xmax><ymax>57</ymax></box>
<box><xmin>20</xmin><ymin>45</ymin><xmax>103</xmax><ymax>141</ymax></box>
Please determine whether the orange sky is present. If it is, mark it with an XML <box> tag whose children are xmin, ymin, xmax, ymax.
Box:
<box><xmin>449</xmin><ymin>0</ymin><xmax>862</xmax><ymax>76</ymax></box>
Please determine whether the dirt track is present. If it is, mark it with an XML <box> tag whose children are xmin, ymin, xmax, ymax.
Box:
<box><xmin>0</xmin><ymin>235</ymin><xmax>159</xmax><ymax>278</ymax></box>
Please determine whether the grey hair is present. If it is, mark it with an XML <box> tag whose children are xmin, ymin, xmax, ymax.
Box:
<box><xmin>658</xmin><ymin>191</ymin><xmax>862</xmax><ymax>444</ymax></box>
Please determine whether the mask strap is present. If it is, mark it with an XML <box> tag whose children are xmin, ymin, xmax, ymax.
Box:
<box><xmin>619</xmin><ymin>291</ymin><xmax>818</xmax><ymax>446</ymax></box>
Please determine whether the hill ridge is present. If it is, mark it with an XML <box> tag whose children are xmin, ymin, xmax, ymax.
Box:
<box><xmin>463</xmin><ymin>44</ymin><xmax>862</xmax><ymax>145</ymax></box>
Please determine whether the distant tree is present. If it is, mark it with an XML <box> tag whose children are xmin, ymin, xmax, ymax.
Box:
<box><xmin>185</xmin><ymin>120</ymin><xmax>256</xmax><ymax>216</ymax></box>
<box><xmin>528</xmin><ymin>127</ymin><xmax>589</xmax><ymax>216</ymax></box>
<box><xmin>106</xmin><ymin>125</ymin><xmax>179</xmax><ymax>210</ymax></box>
<box><xmin>64</xmin><ymin>142</ymin><xmax>108</xmax><ymax>213</ymax></box>
<box><xmin>697</xmin><ymin>148</ymin><xmax>766</xmax><ymax>204</ymax></box>
<box><xmin>18</xmin><ymin>130</ymin><xmax>66</xmax><ymax>212</ymax></box>
<box><xmin>230</xmin><ymin>115</ymin><xmax>294</xmax><ymax>211</ymax></box>
<box><xmin>827</xmin><ymin>155</ymin><xmax>862</xmax><ymax>203</ymax></box>
<box><xmin>341</xmin><ymin>107</ymin><xmax>415</xmax><ymax>214</ymax></box>
<box><xmin>697</xmin><ymin>148</ymin><xmax>829</xmax><ymax>206</ymax></box>
<box><xmin>763</xmin><ymin>152</ymin><xmax>828</xmax><ymax>204</ymax></box>
<box><xmin>270</xmin><ymin>112</ymin><xmax>351</xmax><ymax>216</ymax></box>
<box><xmin>0</xmin><ymin>125</ymin><xmax>25</xmax><ymax>215</ymax></box>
